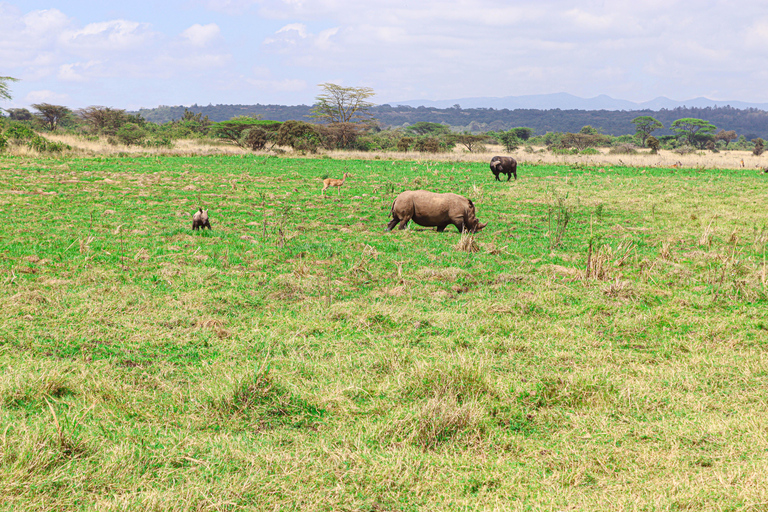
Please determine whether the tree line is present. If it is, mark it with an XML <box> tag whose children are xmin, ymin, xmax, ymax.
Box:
<box><xmin>1</xmin><ymin>78</ymin><xmax>767</xmax><ymax>155</ymax></box>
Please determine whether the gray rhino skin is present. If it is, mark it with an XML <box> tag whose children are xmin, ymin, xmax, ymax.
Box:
<box><xmin>192</xmin><ymin>208</ymin><xmax>211</xmax><ymax>230</ymax></box>
<box><xmin>386</xmin><ymin>190</ymin><xmax>487</xmax><ymax>233</ymax></box>
<box><xmin>490</xmin><ymin>156</ymin><xmax>517</xmax><ymax>181</ymax></box>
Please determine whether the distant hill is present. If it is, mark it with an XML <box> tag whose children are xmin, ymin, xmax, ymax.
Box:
<box><xmin>388</xmin><ymin>92</ymin><xmax>768</xmax><ymax>112</ymax></box>
<box><xmin>134</xmin><ymin>103</ymin><xmax>768</xmax><ymax>139</ymax></box>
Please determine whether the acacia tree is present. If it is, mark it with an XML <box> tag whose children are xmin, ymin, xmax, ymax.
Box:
<box><xmin>715</xmin><ymin>129</ymin><xmax>737</xmax><ymax>148</ymax></box>
<box><xmin>670</xmin><ymin>118</ymin><xmax>716</xmax><ymax>146</ymax></box>
<box><xmin>496</xmin><ymin>130</ymin><xmax>521</xmax><ymax>151</ymax></box>
<box><xmin>32</xmin><ymin>103</ymin><xmax>71</xmax><ymax>131</ymax></box>
<box><xmin>631</xmin><ymin>116</ymin><xmax>663</xmax><ymax>147</ymax></box>
<box><xmin>77</xmin><ymin>106</ymin><xmax>132</xmax><ymax>135</ymax></box>
<box><xmin>1</xmin><ymin>76</ymin><xmax>18</xmax><ymax>101</ymax></box>
<box><xmin>310</xmin><ymin>83</ymin><xmax>375</xmax><ymax>124</ymax></box>
<box><xmin>454</xmin><ymin>134</ymin><xmax>487</xmax><ymax>153</ymax></box>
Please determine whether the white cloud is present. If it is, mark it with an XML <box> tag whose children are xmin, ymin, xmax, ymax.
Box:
<box><xmin>181</xmin><ymin>23</ymin><xmax>221</xmax><ymax>47</ymax></box>
<box><xmin>61</xmin><ymin>20</ymin><xmax>155</xmax><ymax>54</ymax></box>
<box><xmin>57</xmin><ymin>61</ymin><xmax>101</xmax><ymax>82</ymax></box>
<box><xmin>25</xmin><ymin>90</ymin><xmax>70</xmax><ymax>104</ymax></box>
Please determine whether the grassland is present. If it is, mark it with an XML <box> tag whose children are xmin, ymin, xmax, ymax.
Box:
<box><xmin>1</xmin><ymin>152</ymin><xmax>768</xmax><ymax>511</ymax></box>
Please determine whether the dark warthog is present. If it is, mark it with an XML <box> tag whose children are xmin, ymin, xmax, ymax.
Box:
<box><xmin>192</xmin><ymin>208</ymin><xmax>211</xmax><ymax>230</ymax></box>
<box><xmin>386</xmin><ymin>190</ymin><xmax>487</xmax><ymax>233</ymax></box>
<box><xmin>490</xmin><ymin>156</ymin><xmax>517</xmax><ymax>181</ymax></box>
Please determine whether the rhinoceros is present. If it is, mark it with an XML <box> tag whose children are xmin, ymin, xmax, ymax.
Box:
<box><xmin>490</xmin><ymin>156</ymin><xmax>517</xmax><ymax>181</ymax></box>
<box><xmin>386</xmin><ymin>190</ymin><xmax>487</xmax><ymax>233</ymax></box>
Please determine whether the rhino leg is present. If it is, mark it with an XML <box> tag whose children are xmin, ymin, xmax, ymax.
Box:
<box><xmin>398</xmin><ymin>217</ymin><xmax>411</xmax><ymax>230</ymax></box>
<box><xmin>507</xmin><ymin>173</ymin><xmax>512</xmax><ymax>181</ymax></box>
<box><xmin>386</xmin><ymin>217</ymin><xmax>399</xmax><ymax>231</ymax></box>
<box><xmin>436</xmin><ymin>224</ymin><xmax>449</xmax><ymax>232</ymax></box>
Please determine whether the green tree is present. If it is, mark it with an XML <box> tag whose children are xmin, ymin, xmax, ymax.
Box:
<box><xmin>32</xmin><ymin>103</ymin><xmax>71</xmax><ymax>131</ymax></box>
<box><xmin>6</xmin><ymin>108</ymin><xmax>33</xmax><ymax>121</ymax></box>
<box><xmin>670</xmin><ymin>118</ymin><xmax>716</xmax><ymax>146</ymax></box>
<box><xmin>752</xmin><ymin>138</ymin><xmax>764</xmax><ymax>156</ymax></box>
<box><xmin>115</xmin><ymin>123</ymin><xmax>147</xmax><ymax>145</ymax></box>
<box><xmin>310</xmin><ymin>83</ymin><xmax>376</xmax><ymax>124</ymax></box>
<box><xmin>405</xmin><ymin>122</ymin><xmax>451</xmax><ymax>137</ymax></box>
<box><xmin>509</xmin><ymin>127</ymin><xmax>533</xmax><ymax>141</ymax></box>
<box><xmin>496</xmin><ymin>130</ymin><xmax>521</xmax><ymax>152</ymax></box>
<box><xmin>453</xmin><ymin>133</ymin><xmax>487</xmax><ymax>152</ymax></box>
<box><xmin>631</xmin><ymin>116</ymin><xmax>663</xmax><ymax>147</ymax></box>
<box><xmin>561</xmin><ymin>131</ymin><xmax>608</xmax><ymax>151</ymax></box>
<box><xmin>77</xmin><ymin>106</ymin><xmax>132</xmax><ymax>135</ymax></box>
<box><xmin>276</xmin><ymin>120</ymin><xmax>322</xmax><ymax>153</ymax></box>
<box><xmin>646</xmin><ymin>135</ymin><xmax>660</xmax><ymax>154</ymax></box>
<box><xmin>715</xmin><ymin>129</ymin><xmax>737</xmax><ymax>148</ymax></box>
<box><xmin>210</xmin><ymin>117</ymin><xmax>280</xmax><ymax>149</ymax></box>
<box><xmin>397</xmin><ymin>136</ymin><xmax>414</xmax><ymax>151</ymax></box>
<box><xmin>0</xmin><ymin>76</ymin><xmax>18</xmax><ymax>101</ymax></box>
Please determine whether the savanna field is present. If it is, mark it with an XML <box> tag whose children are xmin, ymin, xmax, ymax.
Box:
<box><xmin>2</xmin><ymin>152</ymin><xmax>768</xmax><ymax>511</ymax></box>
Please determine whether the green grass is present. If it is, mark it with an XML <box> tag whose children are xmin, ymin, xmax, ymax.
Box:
<box><xmin>2</xmin><ymin>154</ymin><xmax>768</xmax><ymax>510</ymax></box>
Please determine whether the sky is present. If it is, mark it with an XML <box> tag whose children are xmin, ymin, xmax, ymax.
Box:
<box><xmin>3</xmin><ymin>0</ymin><xmax>768</xmax><ymax>111</ymax></box>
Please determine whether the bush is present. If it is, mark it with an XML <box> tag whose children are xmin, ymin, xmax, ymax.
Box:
<box><xmin>608</xmin><ymin>144</ymin><xmax>639</xmax><ymax>155</ymax></box>
<box><xmin>27</xmin><ymin>136</ymin><xmax>70</xmax><ymax>153</ymax></box>
<box><xmin>144</xmin><ymin>137</ymin><xmax>174</xmax><ymax>149</ymax></box>
<box><xmin>673</xmin><ymin>145</ymin><xmax>695</xmax><ymax>155</ymax></box>
<box><xmin>414</xmin><ymin>137</ymin><xmax>441</xmax><ymax>153</ymax></box>
<box><xmin>276</xmin><ymin>120</ymin><xmax>322</xmax><ymax>153</ymax></box>
<box><xmin>6</xmin><ymin>124</ymin><xmax>36</xmax><ymax>141</ymax></box>
<box><xmin>115</xmin><ymin>123</ymin><xmax>147</xmax><ymax>146</ymax></box>
<box><xmin>646</xmin><ymin>136</ymin><xmax>660</xmax><ymax>154</ymax></box>
<box><xmin>397</xmin><ymin>136</ymin><xmax>414</xmax><ymax>152</ymax></box>
<box><xmin>240</xmin><ymin>127</ymin><xmax>270</xmax><ymax>150</ymax></box>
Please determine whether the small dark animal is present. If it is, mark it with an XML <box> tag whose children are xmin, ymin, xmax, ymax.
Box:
<box><xmin>192</xmin><ymin>208</ymin><xmax>211</xmax><ymax>230</ymax></box>
<box><xmin>386</xmin><ymin>190</ymin><xmax>487</xmax><ymax>233</ymax></box>
<box><xmin>490</xmin><ymin>156</ymin><xmax>517</xmax><ymax>181</ymax></box>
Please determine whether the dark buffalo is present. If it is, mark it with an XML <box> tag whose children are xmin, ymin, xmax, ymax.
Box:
<box><xmin>386</xmin><ymin>190</ymin><xmax>487</xmax><ymax>233</ymax></box>
<box><xmin>490</xmin><ymin>156</ymin><xmax>517</xmax><ymax>181</ymax></box>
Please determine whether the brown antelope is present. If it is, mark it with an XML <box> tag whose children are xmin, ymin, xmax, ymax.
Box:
<box><xmin>321</xmin><ymin>172</ymin><xmax>349</xmax><ymax>196</ymax></box>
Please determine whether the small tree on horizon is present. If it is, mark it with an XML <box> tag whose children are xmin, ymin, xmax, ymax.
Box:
<box><xmin>715</xmin><ymin>129</ymin><xmax>737</xmax><ymax>148</ymax></box>
<box><xmin>631</xmin><ymin>116</ymin><xmax>663</xmax><ymax>147</ymax></box>
<box><xmin>32</xmin><ymin>103</ymin><xmax>71</xmax><ymax>131</ymax></box>
<box><xmin>670</xmin><ymin>118</ymin><xmax>716</xmax><ymax>146</ymax></box>
<box><xmin>310</xmin><ymin>83</ymin><xmax>376</xmax><ymax>125</ymax></box>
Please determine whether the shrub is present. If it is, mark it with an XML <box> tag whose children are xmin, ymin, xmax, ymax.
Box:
<box><xmin>608</xmin><ymin>144</ymin><xmax>639</xmax><ymax>155</ymax></box>
<box><xmin>646</xmin><ymin>136</ymin><xmax>660</xmax><ymax>154</ymax></box>
<box><xmin>26</xmin><ymin>136</ymin><xmax>70</xmax><ymax>153</ymax></box>
<box><xmin>397</xmin><ymin>137</ymin><xmax>414</xmax><ymax>152</ymax></box>
<box><xmin>673</xmin><ymin>145</ymin><xmax>695</xmax><ymax>155</ymax></box>
<box><xmin>414</xmin><ymin>137</ymin><xmax>441</xmax><ymax>153</ymax></box>
<box><xmin>240</xmin><ymin>127</ymin><xmax>270</xmax><ymax>150</ymax></box>
<box><xmin>276</xmin><ymin>120</ymin><xmax>322</xmax><ymax>153</ymax></box>
<box><xmin>6</xmin><ymin>124</ymin><xmax>36</xmax><ymax>141</ymax></box>
<box><xmin>115</xmin><ymin>123</ymin><xmax>147</xmax><ymax>146</ymax></box>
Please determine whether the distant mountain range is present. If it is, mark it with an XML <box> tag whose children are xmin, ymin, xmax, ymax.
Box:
<box><xmin>388</xmin><ymin>93</ymin><xmax>768</xmax><ymax>111</ymax></box>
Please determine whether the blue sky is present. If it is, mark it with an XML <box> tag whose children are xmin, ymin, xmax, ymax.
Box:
<box><xmin>3</xmin><ymin>0</ymin><xmax>768</xmax><ymax>110</ymax></box>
